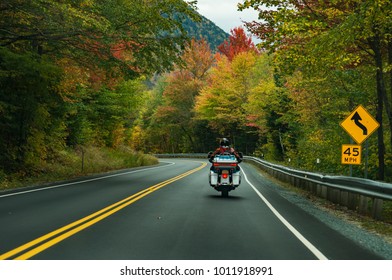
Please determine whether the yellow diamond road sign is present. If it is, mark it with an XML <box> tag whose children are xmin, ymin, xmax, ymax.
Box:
<box><xmin>340</xmin><ymin>105</ymin><xmax>379</xmax><ymax>144</ymax></box>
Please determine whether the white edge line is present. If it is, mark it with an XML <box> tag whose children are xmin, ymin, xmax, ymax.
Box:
<box><xmin>242</xmin><ymin>168</ymin><xmax>329</xmax><ymax>260</ymax></box>
<box><xmin>0</xmin><ymin>161</ymin><xmax>175</xmax><ymax>198</ymax></box>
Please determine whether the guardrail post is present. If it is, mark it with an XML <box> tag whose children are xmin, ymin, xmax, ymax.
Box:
<box><xmin>320</xmin><ymin>185</ymin><xmax>328</xmax><ymax>199</ymax></box>
<box><xmin>294</xmin><ymin>177</ymin><xmax>299</xmax><ymax>188</ymax></box>
<box><xmin>359</xmin><ymin>195</ymin><xmax>370</xmax><ymax>215</ymax></box>
<box><xmin>340</xmin><ymin>191</ymin><xmax>348</xmax><ymax>207</ymax></box>
<box><xmin>372</xmin><ymin>198</ymin><xmax>383</xmax><ymax>220</ymax></box>
<box><xmin>328</xmin><ymin>188</ymin><xmax>340</xmax><ymax>204</ymax></box>
<box><xmin>347</xmin><ymin>193</ymin><xmax>358</xmax><ymax>211</ymax></box>
<box><xmin>306</xmin><ymin>181</ymin><xmax>312</xmax><ymax>192</ymax></box>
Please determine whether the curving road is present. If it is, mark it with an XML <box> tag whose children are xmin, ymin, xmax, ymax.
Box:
<box><xmin>0</xmin><ymin>159</ymin><xmax>383</xmax><ymax>260</ymax></box>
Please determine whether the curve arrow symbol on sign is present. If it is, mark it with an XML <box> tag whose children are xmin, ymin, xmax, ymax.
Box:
<box><xmin>340</xmin><ymin>105</ymin><xmax>379</xmax><ymax>144</ymax></box>
<box><xmin>351</xmin><ymin>112</ymin><xmax>367</xmax><ymax>135</ymax></box>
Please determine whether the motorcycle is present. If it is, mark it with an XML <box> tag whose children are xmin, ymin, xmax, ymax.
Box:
<box><xmin>208</xmin><ymin>152</ymin><xmax>242</xmax><ymax>197</ymax></box>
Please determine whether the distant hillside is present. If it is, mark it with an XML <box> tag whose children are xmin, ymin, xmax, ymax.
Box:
<box><xmin>182</xmin><ymin>13</ymin><xmax>229</xmax><ymax>51</ymax></box>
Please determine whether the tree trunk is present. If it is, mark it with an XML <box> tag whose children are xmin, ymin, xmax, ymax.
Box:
<box><xmin>388</xmin><ymin>40</ymin><xmax>392</xmax><ymax>147</ymax></box>
<box><xmin>369</xmin><ymin>34</ymin><xmax>386</xmax><ymax>180</ymax></box>
<box><xmin>180</xmin><ymin>125</ymin><xmax>195</xmax><ymax>151</ymax></box>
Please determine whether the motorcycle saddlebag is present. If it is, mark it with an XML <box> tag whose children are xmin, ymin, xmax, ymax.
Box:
<box><xmin>232</xmin><ymin>172</ymin><xmax>241</xmax><ymax>186</ymax></box>
<box><xmin>209</xmin><ymin>171</ymin><xmax>218</xmax><ymax>185</ymax></box>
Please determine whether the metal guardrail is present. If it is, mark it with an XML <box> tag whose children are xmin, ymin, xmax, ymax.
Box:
<box><xmin>244</xmin><ymin>156</ymin><xmax>392</xmax><ymax>220</ymax></box>
<box><xmin>245</xmin><ymin>156</ymin><xmax>392</xmax><ymax>199</ymax></box>
<box><xmin>155</xmin><ymin>153</ymin><xmax>392</xmax><ymax>220</ymax></box>
<box><xmin>155</xmin><ymin>153</ymin><xmax>206</xmax><ymax>159</ymax></box>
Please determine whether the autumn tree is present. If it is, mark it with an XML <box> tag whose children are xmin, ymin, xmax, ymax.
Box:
<box><xmin>195</xmin><ymin>51</ymin><xmax>261</xmax><ymax>150</ymax></box>
<box><xmin>182</xmin><ymin>38</ymin><xmax>216</xmax><ymax>79</ymax></box>
<box><xmin>0</xmin><ymin>0</ymin><xmax>199</xmax><ymax>75</ymax></box>
<box><xmin>138</xmin><ymin>39</ymin><xmax>216</xmax><ymax>153</ymax></box>
<box><xmin>217</xmin><ymin>27</ymin><xmax>258</xmax><ymax>61</ymax></box>
<box><xmin>239</xmin><ymin>0</ymin><xmax>392</xmax><ymax>180</ymax></box>
<box><xmin>0</xmin><ymin>0</ymin><xmax>199</xmax><ymax>173</ymax></box>
<box><xmin>243</xmin><ymin>54</ymin><xmax>296</xmax><ymax>161</ymax></box>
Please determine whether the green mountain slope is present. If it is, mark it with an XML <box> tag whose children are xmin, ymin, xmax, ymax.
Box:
<box><xmin>183</xmin><ymin>13</ymin><xmax>229</xmax><ymax>51</ymax></box>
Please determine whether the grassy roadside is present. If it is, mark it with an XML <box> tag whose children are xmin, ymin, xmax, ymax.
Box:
<box><xmin>0</xmin><ymin>146</ymin><xmax>158</xmax><ymax>191</ymax></box>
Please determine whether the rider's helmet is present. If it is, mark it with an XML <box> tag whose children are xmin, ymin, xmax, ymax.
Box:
<box><xmin>220</xmin><ymin>138</ymin><xmax>230</xmax><ymax>148</ymax></box>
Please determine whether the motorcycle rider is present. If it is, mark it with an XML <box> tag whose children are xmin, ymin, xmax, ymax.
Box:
<box><xmin>209</xmin><ymin>138</ymin><xmax>242</xmax><ymax>171</ymax></box>
<box><xmin>210</xmin><ymin>138</ymin><xmax>241</xmax><ymax>160</ymax></box>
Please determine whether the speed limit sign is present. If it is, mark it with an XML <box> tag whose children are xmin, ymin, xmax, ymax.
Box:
<box><xmin>341</xmin><ymin>144</ymin><xmax>361</xmax><ymax>165</ymax></box>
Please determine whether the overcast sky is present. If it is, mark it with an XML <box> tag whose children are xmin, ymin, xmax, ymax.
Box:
<box><xmin>195</xmin><ymin>0</ymin><xmax>259</xmax><ymax>34</ymax></box>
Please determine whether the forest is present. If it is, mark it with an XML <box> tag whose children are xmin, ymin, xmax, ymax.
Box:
<box><xmin>0</xmin><ymin>0</ymin><xmax>391</xmax><ymax>188</ymax></box>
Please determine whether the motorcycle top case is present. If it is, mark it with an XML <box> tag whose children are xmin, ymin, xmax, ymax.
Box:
<box><xmin>212</xmin><ymin>155</ymin><xmax>238</xmax><ymax>167</ymax></box>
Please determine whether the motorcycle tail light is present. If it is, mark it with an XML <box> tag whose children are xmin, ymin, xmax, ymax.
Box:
<box><xmin>222</xmin><ymin>173</ymin><xmax>228</xmax><ymax>179</ymax></box>
<box><xmin>213</xmin><ymin>163</ymin><xmax>237</xmax><ymax>167</ymax></box>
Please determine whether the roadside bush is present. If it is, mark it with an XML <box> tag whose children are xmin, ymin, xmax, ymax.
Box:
<box><xmin>0</xmin><ymin>146</ymin><xmax>158</xmax><ymax>191</ymax></box>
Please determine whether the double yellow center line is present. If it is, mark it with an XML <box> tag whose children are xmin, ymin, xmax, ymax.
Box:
<box><xmin>0</xmin><ymin>162</ymin><xmax>207</xmax><ymax>260</ymax></box>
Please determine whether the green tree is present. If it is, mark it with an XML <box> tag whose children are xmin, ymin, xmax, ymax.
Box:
<box><xmin>0</xmin><ymin>0</ymin><xmax>199</xmax><ymax>174</ymax></box>
<box><xmin>195</xmin><ymin>51</ymin><xmax>260</xmax><ymax>150</ymax></box>
<box><xmin>244</xmin><ymin>54</ymin><xmax>295</xmax><ymax>160</ymax></box>
<box><xmin>0</xmin><ymin>48</ymin><xmax>65</xmax><ymax>171</ymax></box>
<box><xmin>145</xmin><ymin>39</ymin><xmax>215</xmax><ymax>152</ymax></box>
<box><xmin>1</xmin><ymin>0</ymin><xmax>199</xmax><ymax>75</ymax></box>
<box><xmin>239</xmin><ymin>0</ymin><xmax>392</xmax><ymax>180</ymax></box>
<box><xmin>80</xmin><ymin>78</ymin><xmax>147</xmax><ymax>147</ymax></box>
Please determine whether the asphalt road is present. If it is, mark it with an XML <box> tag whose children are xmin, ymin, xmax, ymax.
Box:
<box><xmin>0</xmin><ymin>158</ymin><xmax>383</xmax><ymax>260</ymax></box>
